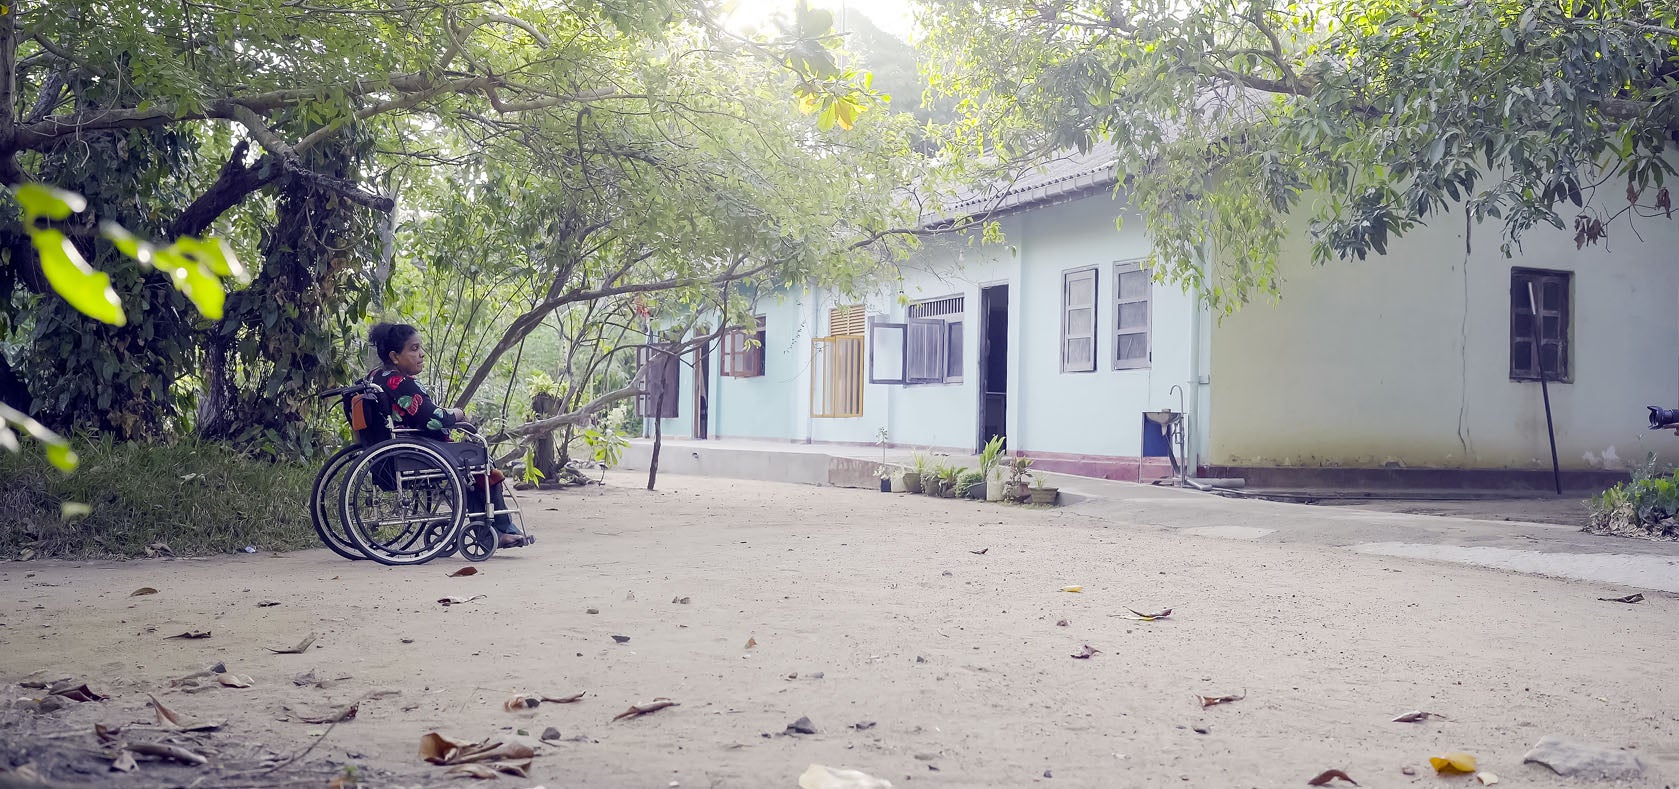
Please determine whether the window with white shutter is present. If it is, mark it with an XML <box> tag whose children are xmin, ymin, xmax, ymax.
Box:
<box><xmin>1114</xmin><ymin>261</ymin><xmax>1150</xmax><ymax>370</ymax></box>
<box><xmin>1061</xmin><ymin>267</ymin><xmax>1097</xmax><ymax>373</ymax></box>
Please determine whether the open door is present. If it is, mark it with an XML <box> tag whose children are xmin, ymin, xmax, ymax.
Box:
<box><xmin>978</xmin><ymin>285</ymin><xmax>1008</xmax><ymax>450</ymax></box>
<box><xmin>693</xmin><ymin>342</ymin><xmax>709</xmax><ymax>439</ymax></box>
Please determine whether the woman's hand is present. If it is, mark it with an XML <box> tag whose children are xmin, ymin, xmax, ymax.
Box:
<box><xmin>449</xmin><ymin>407</ymin><xmax>467</xmax><ymax>421</ymax></box>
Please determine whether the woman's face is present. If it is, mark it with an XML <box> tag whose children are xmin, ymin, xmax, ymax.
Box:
<box><xmin>389</xmin><ymin>334</ymin><xmax>426</xmax><ymax>375</ymax></box>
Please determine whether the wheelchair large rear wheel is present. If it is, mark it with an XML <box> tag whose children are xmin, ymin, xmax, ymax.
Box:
<box><xmin>310</xmin><ymin>445</ymin><xmax>368</xmax><ymax>561</ymax></box>
<box><xmin>341</xmin><ymin>442</ymin><xmax>465</xmax><ymax>566</ymax></box>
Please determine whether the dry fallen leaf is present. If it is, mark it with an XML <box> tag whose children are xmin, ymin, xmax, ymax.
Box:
<box><xmin>146</xmin><ymin>694</ymin><xmax>222</xmax><ymax>732</ymax></box>
<box><xmin>1123</xmin><ymin>607</ymin><xmax>1174</xmax><ymax>621</ymax></box>
<box><xmin>1307</xmin><ymin>768</ymin><xmax>1359</xmax><ymax>786</ymax></box>
<box><xmin>447</xmin><ymin>760</ymin><xmax>532</xmax><ymax>779</ymax></box>
<box><xmin>1198</xmin><ymin>692</ymin><xmax>1245</xmax><ymax>708</ymax></box>
<box><xmin>126</xmin><ymin>741</ymin><xmax>209</xmax><ymax>765</ymax></box>
<box><xmin>268</xmin><ymin>633</ymin><xmax>319</xmax><ymax>654</ymax></box>
<box><xmin>438</xmin><ymin>595</ymin><xmax>486</xmax><ymax>607</ymax></box>
<box><xmin>448</xmin><ymin>567</ymin><xmax>479</xmax><ymax>577</ymax></box>
<box><xmin>165</xmin><ymin>630</ymin><xmax>212</xmax><ymax>640</ymax></box>
<box><xmin>1060</xmin><ymin>585</ymin><xmax>1083</xmax><ymax>593</ymax></box>
<box><xmin>109</xmin><ymin>750</ymin><xmax>138</xmax><ymax>773</ymax></box>
<box><xmin>214</xmin><ymin>673</ymin><xmax>254</xmax><ymax>689</ymax></box>
<box><xmin>1055</xmin><ymin>619</ymin><xmax>1069</xmax><ymax>627</ymax></box>
<box><xmin>292</xmin><ymin>701</ymin><xmax>359</xmax><ymax>724</ymax></box>
<box><xmin>613</xmin><ymin>698</ymin><xmax>679</xmax><ymax>721</ymax></box>
<box><xmin>257</xmin><ymin>600</ymin><xmax>281</xmax><ymax>607</ymax></box>
<box><xmin>504</xmin><ymin>695</ymin><xmax>540</xmax><ymax>712</ymax></box>
<box><xmin>1392</xmin><ymin>710</ymin><xmax>1447</xmax><ymax>723</ymax></box>
<box><xmin>94</xmin><ymin>723</ymin><xmax>122</xmax><ymax>743</ymax></box>
<box><xmin>744</xmin><ymin>636</ymin><xmax>758</xmax><ymax>649</ymax></box>
<box><xmin>1429</xmin><ymin>752</ymin><xmax>1477</xmax><ymax>774</ymax></box>
<box><xmin>50</xmin><ymin>683</ymin><xmax>108</xmax><ymax>702</ymax></box>
<box><xmin>1476</xmin><ymin>772</ymin><xmax>1499</xmax><ymax>785</ymax></box>
<box><xmin>130</xmin><ymin>587</ymin><xmax>159</xmax><ymax>597</ymax></box>
<box><xmin>1071</xmin><ymin>645</ymin><xmax>1101</xmax><ymax>659</ymax></box>
<box><xmin>419</xmin><ymin>733</ymin><xmax>536</xmax><ymax>765</ymax></box>
<box><xmin>542</xmin><ymin>691</ymin><xmax>586</xmax><ymax>704</ymax></box>
<box><xmin>970</xmin><ymin>548</ymin><xmax>988</xmax><ymax>555</ymax></box>
<box><xmin>1598</xmin><ymin>593</ymin><xmax>1644</xmax><ymax>604</ymax></box>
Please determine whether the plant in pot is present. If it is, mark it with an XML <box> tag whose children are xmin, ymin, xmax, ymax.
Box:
<box><xmin>958</xmin><ymin>469</ymin><xmax>985</xmax><ymax>499</ymax></box>
<box><xmin>927</xmin><ymin>463</ymin><xmax>955</xmax><ymax>497</ymax></box>
<box><xmin>1005</xmin><ymin>456</ymin><xmax>1034</xmax><ymax>502</ymax></box>
<box><xmin>940</xmin><ymin>465</ymin><xmax>964</xmax><ymax>498</ymax></box>
<box><xmin>1029</xmin><ymin>473</ymin><xmax>1060</xmax><ymax>506</ymax></box>
<box><xmin>978</xmin><ymin>435</ymin><xmax>1007</xmax><ymax>501</ymax></box>
<box><xmin>904</xmin><ymin>453</ymin><xmax>928</xmax><ymax>494</ymax></box>
<box><xmin>875</xmin><ymin>427</ymin><xmax>892</xmax><ymax>492</ymax></box>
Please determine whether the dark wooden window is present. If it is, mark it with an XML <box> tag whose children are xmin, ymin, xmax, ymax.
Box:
<box><xmin>1114</xmin><ymin>261</ymin><xmax>1151</xmax><ymax>369</ymax></box>
<box><xmin>876</xmin><ymin>295</ymin><xmax>964</xmax><ymax>385</ymax></box>
<box><xmin>721</xmin><ymin>316</ymin><xmax>766</xmax><ymax>378</ymax></box>
<box><xmin>636</xmin><ymin>342</ymin><xmax>681</xmax><ymax>418</ymax></box>
<box><xmin>1062</xmin><ymin>267</ymin><xmax>1098</xmax><ymax>372</ymax></box>
<box><xmin>1510</xmin><ymin>268</ymin><xmax>1570</xmax><ymax>381</ymax></box>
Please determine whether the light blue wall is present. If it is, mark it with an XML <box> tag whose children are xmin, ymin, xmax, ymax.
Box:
<box><xmin>1010</xmin><ymin>195</ymin><xmax>1201</xmax><ymax>458</ymax></box>
<box><xmin>648</xmin><ymin>191</ymin><xmax>1208</xmax><ymax>464</ymax></box>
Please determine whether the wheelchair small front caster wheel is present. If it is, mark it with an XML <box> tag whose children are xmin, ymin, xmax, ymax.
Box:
<box><xmin>458</xmin><ymin>522</ymin><xmax>498</xmax><ymax>562</ymax></box>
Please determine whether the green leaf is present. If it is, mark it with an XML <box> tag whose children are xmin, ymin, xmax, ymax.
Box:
<box><xmin>171</xmin><ymin>235</ymin><xmax>248</xmax><ymax>282</ymax></box>
<box><xmin>46</xmin><ymin>442</ymin><xmax>79</xmax><ymax>472</ymax></box>
<box><xmin>33</xmin><ymin>229</ymin><xmax>126</xmax><ymax>326</ymax></box>
<box><xmin>100</xmin><ymin>220</ymin><xmax>154</xmax><ymax>265</ymax></box>
<box><xmin>13</xmin><ymin>183</ymin><xmax>87</xmax><ymax>220</ymax></box>
<box><xmin>150</xmin><ymin>246</ymin><xmax>227</xmax><ymax>320</ymax></box>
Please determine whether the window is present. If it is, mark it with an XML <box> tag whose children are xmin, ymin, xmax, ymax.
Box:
<box><xmin>813</xmin><ymin>305</ymin><xmax>865</xmax><ymax>417</ymax></box>
<box><xmin>1114</xmin><ymin>261</ymin><xmax>1151</xmax><ymax>369</ymax></box>
<box><xmin>636</xmin><ymin>342</ymin><xmax>681</xmax><ymax>418</ymax></box>
<box><xmin>1510</xmin><ymin>268</ymin><xmax>1570</xmax><ymax>381</ymax></box>
<box><xmin>721</xmin><ymin>316</ymin><xmax>766</xmax><ymax>378</ymax></box>
<box><xmin>871</xmin><ymin>296</ymin><xmax>964</xmax><ymax>386</ymax></box>
<box><xmin>1061</xmin><ymin>267</ymin><xmax>1097</xmax><ymax>372</ymax></box>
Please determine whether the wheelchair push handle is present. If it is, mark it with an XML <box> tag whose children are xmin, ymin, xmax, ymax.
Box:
<box><xmin>316</xmin><ymin>382</ymin><xmax>381</xmax><ymax>400</ymax></box>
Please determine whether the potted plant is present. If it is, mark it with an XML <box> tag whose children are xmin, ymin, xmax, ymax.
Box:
<box><xmin>1029</xmin><ymin>473</ymin><xmax>1060</xmax><ymax>506</ymax></box>
<box><xmin>929</xmin><ymin>463</ymin><xmax>958</xmax><ymax>497</ymax></box>
<box><xmin>875</xmin><ymin>427</ymin><xmax>892</xmax><ymax>492</ymax></box>
<box><xmin>904</xmin><ymin>453</ymin><xmax>928</xmax><ymax>494</ymax></box>
<box><xmin>979</xmin><ymin>435</ymin><xmax>1007</xmax><ymax>501</ymax></box>
<box><xmin>958</xmin><ymin>469</ymin><xmax>985</xmax><ymax>499</ymax></box>
<box><xmin>1005</xmin><ymin>456</ymin><xmax>1034</xmax><ymax>502</ymax></box>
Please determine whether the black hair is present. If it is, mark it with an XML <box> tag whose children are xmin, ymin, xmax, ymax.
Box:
<box><xmin>369</xmin><ymin>322</ymin><xmax>419</xmax><ymax>367</ymax></box>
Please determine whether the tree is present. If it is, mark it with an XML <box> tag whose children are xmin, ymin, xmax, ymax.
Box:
<box><xmin>0</xmin><ymin>0</ymin><xmax>921</xmax><ymax>455</ymax></box>
<box><xmin>920</xmin><ymin>0</ymin><xmax>1679</xmax><ymax>309</ymax></box>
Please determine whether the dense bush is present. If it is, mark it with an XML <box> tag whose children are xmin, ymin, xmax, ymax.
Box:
<box><xmin>0</xmin><ymin>438</ymin><xmax>319</xmax><ymax>559</ymax></box>
<box><xmin>1586</xmin><ymin>459</ymin><xmax>1679</xmax><ymax>541</ymax></box>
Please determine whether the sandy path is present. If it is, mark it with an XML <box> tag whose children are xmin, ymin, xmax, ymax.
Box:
<box><xmin>1</xmin><ymin>475</ymin><xmax>1674</xmax><ymax>787</ymax></box>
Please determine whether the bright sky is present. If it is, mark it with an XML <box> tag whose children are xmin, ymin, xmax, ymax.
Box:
<box><xmin>723</xmin><ymin>0</ymin><xmax>918</xmax><ymax>41</ymax></box>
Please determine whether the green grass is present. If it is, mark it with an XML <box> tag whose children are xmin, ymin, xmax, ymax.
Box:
<box><xmin>0</xmin><ymin>437</ymin><xmax>322</xmax><ymax>559</ymax></box>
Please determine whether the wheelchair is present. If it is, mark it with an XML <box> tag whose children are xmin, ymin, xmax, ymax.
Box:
<box><xmin>308</xmin><ymin>380</ymin><xmax>528</xmax><ymax>566</ymax></box>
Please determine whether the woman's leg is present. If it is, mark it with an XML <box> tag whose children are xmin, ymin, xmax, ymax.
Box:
<box><xmin>487</xmin><ymin>484</ymin><xmax>518</xmax><ymax>535</ymax></box>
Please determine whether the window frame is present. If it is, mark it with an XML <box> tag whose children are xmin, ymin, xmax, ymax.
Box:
<box><xmin>720</xmin><ymin>316</ymin><xmax>767</xmax><ymax>378</ymax></box>
<box><xmin>868</xmin><ymin>318</ymin><xmax>907</xmax><ymax>385</ymax></box>
<box><xmin>1113</xmin><ymin>260</ymin><xmax>1151</xmax><ymax>370</ymax></box>
<box><xmin>1509</xmin><ymin>268</ymin><xmax>1571</xmax><ymax>383</ymax></box>
<box><xmin>1061</xmin><ymin>266</ymin><xmax>1099</xmax><ymax>373</ymax></box>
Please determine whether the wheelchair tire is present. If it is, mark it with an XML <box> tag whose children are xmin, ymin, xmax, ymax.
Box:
<box><xmin>341</xmin><ymin>441</ymin><xmax>465</xmax><ymax>567</ymax></box>
<box><xmin>458</xmin><ymin>522</ymin><xmax>498</xmax><ymax>562</ymax></box>
<box><xmin>310</xmin><ymin>445</ymin><xmax>368</xmax><ymax>561</ymax></box>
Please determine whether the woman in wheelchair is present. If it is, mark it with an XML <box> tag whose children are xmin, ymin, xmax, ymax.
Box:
<box><xmin>368</xmin><ymin>322</ymin><xmax>533</xmax><ymax>549</ymax></box>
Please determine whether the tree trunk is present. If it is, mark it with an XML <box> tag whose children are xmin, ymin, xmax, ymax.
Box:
<box><xmin>646</xmin><ymin>385</ymin><xmax>666</xmax><ymax>491</ymax></box>
<box><xmin>531</xmin><ymin>391</ymin><xmax>564</xmax><ymax>479</ymax></box>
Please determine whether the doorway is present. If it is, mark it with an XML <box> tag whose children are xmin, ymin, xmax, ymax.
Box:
<box><xmin>693</xmin><ymin>343</ymin><xmax>709</xmax><ymax>439</ymax></box>
<box><xmin>978</xmin><ymin>285</ymin><xmax>1009</xmax><ymax>450</ymax></box>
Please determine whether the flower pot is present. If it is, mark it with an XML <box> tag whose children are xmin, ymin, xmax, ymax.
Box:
<box><xmin>962</xmin><ymin>481</ymin><xmax>984</xmax><ymax>499</ymax></box>
<box><xmin>879</xmin><ymin>477</ymin><xmax>892</xmax><ymax>493</ymax></box>
<box><xmin>985</xmin><ymin>478</ymin><xmax>1005</xmax><ymax>502</ymax></box>
<box><xmin>1030</xmin><ymin>487</ymin><xmax>1059</xmax><ymax>506</ymax></box>
<box><xmin>1010</xmin><ymin>482</ymin><xmax>1031</xmax><ymax>501</ymax></box>
<box><xmin>939</xmin><ymin>481</ymin><xmax>957</xmax><ymax>498</ymax></box>
<box><xmin>903</xmin><ymin>473</ymin><xmax>923</xmax><ymax>494</ymax></box>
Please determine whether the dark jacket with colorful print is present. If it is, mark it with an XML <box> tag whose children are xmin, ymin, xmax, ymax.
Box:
<box><xmin>371</xmin><ymin>368</ymin><xmax>456</xmax><ymax>440</ymax></box>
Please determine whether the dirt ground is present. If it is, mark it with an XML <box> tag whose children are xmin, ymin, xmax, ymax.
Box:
<box><xmin>2</xmin><ymin>475</ymin><xmax>1675</xmax><ymax>788</ymax></box>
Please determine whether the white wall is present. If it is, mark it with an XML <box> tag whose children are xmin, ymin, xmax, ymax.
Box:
<box><xmin>1208</xmin><ymin>207</ymin><xmax>1679</xmax><ymax>471</ymax></box>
